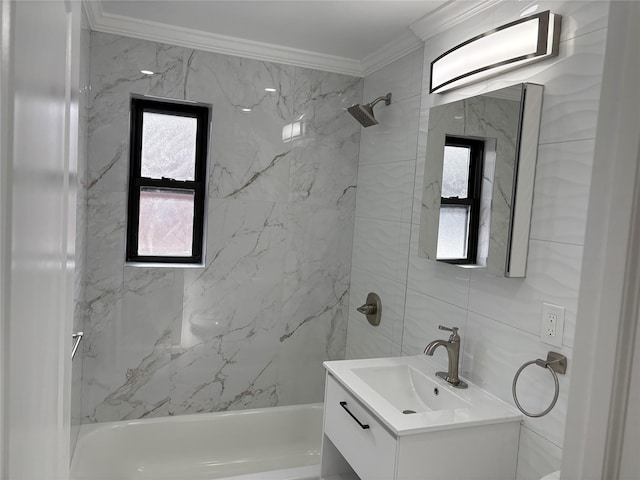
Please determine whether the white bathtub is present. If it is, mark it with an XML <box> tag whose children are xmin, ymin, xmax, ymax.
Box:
<box><xmin>71</xmin><ymin>403</ymin><xmax>323</xmax><ymax>480</ymax></box>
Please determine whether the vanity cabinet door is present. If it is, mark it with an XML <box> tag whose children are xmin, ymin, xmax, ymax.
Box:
<box><xmin>323</xmin><ymin>374</ymin><xmax>397</xmax><ymax>480</ymax></box>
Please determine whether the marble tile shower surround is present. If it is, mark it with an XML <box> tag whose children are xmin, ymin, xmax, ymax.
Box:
<box><xmin>347</xmin><ymin>2</ymin><xmax>610</xmax><ymax>480</ymax></box>
<box><xmin>83</xmin><ymin>32</ymin><xmax>362</xmax><ymax>423</ymax></box>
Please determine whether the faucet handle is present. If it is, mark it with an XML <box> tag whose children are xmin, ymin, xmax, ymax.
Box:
<box><xmin>439</xmin><ymin>325</ymin><xmax>458</xmax><ymax>333</ymax></box>
<box><xmin>438</xmin><ymin>325</ymin><xmax>460</xmax><ymax>341</ymax></box>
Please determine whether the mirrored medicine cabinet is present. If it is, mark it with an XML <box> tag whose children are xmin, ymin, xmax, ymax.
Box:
<box><xmin>418</xmin><ymin>83</ymin><xmax>544</xmax><ymax>277</ymax></box>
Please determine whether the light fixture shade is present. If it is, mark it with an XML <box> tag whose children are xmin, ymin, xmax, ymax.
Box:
<box><xmin>430</xmin><ymin>10</ymin><xmax>561</xmax><ymax>93</ymax></box>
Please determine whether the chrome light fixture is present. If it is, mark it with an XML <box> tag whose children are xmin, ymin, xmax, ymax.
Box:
<box><xmin>430</xmin><ymin>10</ymin><xmax>561</xmax><ymax>93</ymax></box>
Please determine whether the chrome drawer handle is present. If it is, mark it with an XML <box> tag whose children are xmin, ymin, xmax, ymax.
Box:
<box><xmin>339</xmin><ymin>401</ymin><xmax>370</xmax><ymax>429</ymax></box>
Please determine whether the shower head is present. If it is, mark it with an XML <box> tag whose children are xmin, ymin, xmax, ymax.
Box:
<box><xmin>347</xmin><ymin>92</ymin><xmax>392</xmax><ymax>127</ymax></box>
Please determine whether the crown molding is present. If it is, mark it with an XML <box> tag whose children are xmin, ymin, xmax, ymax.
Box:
<box><xmin>83</xmin><ymin>0</ymin><xmax>364</xmax><ymax>77</ymax></box>
<box><xmin>361</xmin><ymin>30</ymin><xmax>424</xmax><ymax>77</ymax></box>
<box><xmin>410</xmin><ymin>0</ymin><xmax>502</xmax><ymax>41</ymax></box>
<box><xmin>83</xmin><ymin>0</ymin><xmax>503</xmax><ymax>78</ymax></box>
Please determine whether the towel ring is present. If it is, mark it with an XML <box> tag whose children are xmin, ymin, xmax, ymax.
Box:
<box><xmin>512</xmin><ymin>351</ymin><xmax>567</xmax><ymax>418</ymax></box>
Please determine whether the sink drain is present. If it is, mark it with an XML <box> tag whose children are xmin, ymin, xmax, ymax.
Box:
<box><xmin>402</xmin><ymin>409</ymin><xmax>417</xmax><ymax>414</ymax></box>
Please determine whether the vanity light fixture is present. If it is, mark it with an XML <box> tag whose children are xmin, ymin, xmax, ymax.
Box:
<box><xmin>430</xmin><ymin>10</ymin><xmax>561</xmax><ymax>93</ymax></box>
<box><xmin>264</xmin><ymin>87</ymin><xmax>277</xmax><ymax>92</ymax></box>
<box><xmin>140</xmin><ymin>70</ymin><xmax>154</xmax><ymax>75</ymax></box>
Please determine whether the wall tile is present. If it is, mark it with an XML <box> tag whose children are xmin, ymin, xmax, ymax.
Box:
<box><xmin>363</xmin><ymin>47</ymin><xmax>424</xmax><ymax>104</ymax></box>
<box><xmin>402</xmin><ymin>288</ymin><xmax>468</xmax><ymax>370</ymax></box>
<box><xmin>516</xmin><ymin>426</ymin><xmax>562</xmax><ymax>480</ymax></box>
<box><xmin>358</xmin><ymin>95</ymin><xmax>421</xmax><ymax>165</ymax></box>
<box><xmin>185</xmin><ymin>50</ymin><xmax>295</xmax><ymax>203</ymax></box>
<box><xmin>468</xmin><ymin>239</ymin><xmax>582</xmax><ymax>348</ymax></box>
<box><xmin>290</xmin><ymin>68</ymin><xmax>362</xmax><ymax>207</ymax></box>
<box><xmin>486</xmin><ymin>28</ymin><xmax>607</xmax><ymax>145</ymax></box>
<box><xmin>351</xmin><ymin>217</ymin><xmax>410</xmax><ymax>284</ymax></box>
<box><xmin>491</xmin><ymin>1</ymin><xmax>609</xmax><ymax>43</ymax></box>
<box><xmin>83</xmin><ymin>33</ymin><xmax>361</xmax><ymax>423</ymax></box>
<box><xmin>530</xmin><ymin>140</ymin><xmax>594</xmax><ymax>245</ymax></box>
<box><xmin>407</xmin><ymin>224</ymin><xmax>471</xmax><ymax>309</ymax></box>
<box><xmin>345</xmin><ymin>315</ymin><xmax>395</xmax><ymax>360</ymax></box>
<box><xmin>355</xmin><ymin>160</ymin><xmax>415</xmax><ymax>223</ymax></box>
<box><xmin>463</xmin><ymin>311</ymin><xmax>572</xmax><ymax>447</ymax></box>
<box><xmin>349</xmin><ymin>266</ymin><xmax>403</xmax><ymax>344</ymax></box>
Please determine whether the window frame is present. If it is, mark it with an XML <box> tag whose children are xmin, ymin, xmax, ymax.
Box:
<box><xmin>126</xmin><ymin>95</ymin><xmax>211</xmax><ymax>266</ymax></box>
<box><xmin>438</xmin><ymin>135</ymin><xmax>484</xmax><ymax>265</ymax></box>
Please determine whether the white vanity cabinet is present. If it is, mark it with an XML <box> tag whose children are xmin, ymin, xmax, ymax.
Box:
<box><xmin>320</xmin><ymin>371</ymin><xmax>521</xmax><ymax>480</ymax></box>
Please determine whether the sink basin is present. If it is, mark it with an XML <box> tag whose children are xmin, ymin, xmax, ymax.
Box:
<box><xmin>352</xmin><ymin>364</ymin><xmax>470</xmax><ymax>413</ymax></box>
<box><xmin>323</xmin><ymin>355</ymin><xmax>521</xmax><ymax>435</ymax></box>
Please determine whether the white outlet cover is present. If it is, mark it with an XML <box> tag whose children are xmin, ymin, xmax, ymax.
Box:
<box><xmin>541</xmin><ymin>302</ymin><xmax>565</xmax><ymax>347</ymax></box>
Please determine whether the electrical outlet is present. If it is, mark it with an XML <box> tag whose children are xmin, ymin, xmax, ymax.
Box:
<box><xmin>541</xmin><ymin>302</ymin><xmax>564</xmax><ymax>347</ymax></box>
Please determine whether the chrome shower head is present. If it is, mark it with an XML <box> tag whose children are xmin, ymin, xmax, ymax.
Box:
<box><xmin>347</xmin><ymin>92</ymin><xmax>392</xmax><ymax>127</ymax></box>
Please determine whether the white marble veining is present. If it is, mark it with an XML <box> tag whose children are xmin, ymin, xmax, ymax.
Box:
<box><xmin>83</xmin><ymin>32</ymin><xmax>362</xmax><ymax>423</ymax></box>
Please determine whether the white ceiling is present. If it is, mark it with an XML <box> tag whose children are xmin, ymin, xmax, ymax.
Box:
<box><xmin>85</xmin><ymin>1</ymin><xmax>492</xmax><ymax>76</ymax></box>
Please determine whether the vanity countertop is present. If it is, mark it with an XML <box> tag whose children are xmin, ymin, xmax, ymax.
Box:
<box><xmin>323</xmin><ymin>355</ymin><xmax>522</xmax><ymax>436</ymax></box>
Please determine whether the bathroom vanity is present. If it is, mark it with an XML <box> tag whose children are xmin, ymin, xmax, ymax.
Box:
<box><xmin>320</xmin><ymin>356</ymin><xmax>522</xmax><ymax>480</ymax></box>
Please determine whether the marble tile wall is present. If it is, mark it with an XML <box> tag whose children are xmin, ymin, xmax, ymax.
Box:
<box><xmin>70</xmin><ymin>8</ymin><xmax>91</xmax><ymax>453</ymax></box>
<box><xmin>346</xmin><ymin>2</ymin><xmax>610</xmax><ymax>480</ymax></box>
<box><xmin>82</xmin><ymin>32</ymin><xmax>362</xmax><ymax>423</ymax></box>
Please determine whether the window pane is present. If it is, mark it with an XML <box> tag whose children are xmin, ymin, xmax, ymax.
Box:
<box><xmin>436</xmin><ymin>206</ymin><xmax>470</xmax><ymax>260</ymax></box>
<box><xmin>442</xmin><ymin>145</ymin><xmax>470</xmax><ymax>198</ymax></box>
<box><xmin>141</xmin><ymin>112</ymin><xmax>197</xmax><ymax>180</ymax></box>
<box><xmin>138</xmin><ymin>188</ymin><xmax>194</xmax><ymax>256</ymax></box>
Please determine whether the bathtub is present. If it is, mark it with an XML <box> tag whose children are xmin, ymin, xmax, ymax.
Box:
<box><xmin>71</xmin><ymin>403</ymin><xmax>323</xmax><ymax>480</ymax></box>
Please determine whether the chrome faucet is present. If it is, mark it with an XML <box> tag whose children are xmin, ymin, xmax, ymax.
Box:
<box><xmin>424</xmin><ymin>325</ymin><xmax>468</xmax><ymax>389</ymax></box>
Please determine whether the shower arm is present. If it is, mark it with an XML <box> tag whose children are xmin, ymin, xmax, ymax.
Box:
<box><xmin>367</xmin><ymin>93</ymin><xmax>392</xmax><ymax>108</ymax></box>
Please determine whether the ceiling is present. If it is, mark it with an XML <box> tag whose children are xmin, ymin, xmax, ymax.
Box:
<box><xmin>84</xmin><ymin>0</ymin><xmax>483</xmax><ymax>76</ymax></box>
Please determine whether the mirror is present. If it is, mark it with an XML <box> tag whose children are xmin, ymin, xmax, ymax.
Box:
<box><xmin>418</xmin><ymin>83</ymin><xmax>543</xmax><ymax>277</ymax></box>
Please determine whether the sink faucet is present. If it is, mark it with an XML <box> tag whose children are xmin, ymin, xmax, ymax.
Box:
<box><xmin>424</xmin><ymin>325</ymin><xmax>468</xmax><ymax>389</ymax></box>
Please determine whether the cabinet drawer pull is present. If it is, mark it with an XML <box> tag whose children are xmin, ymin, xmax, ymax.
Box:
<box><xmin>339</xmin><ymin>401</ymin><xmax>370</xmax><ymax>429</ymax></box>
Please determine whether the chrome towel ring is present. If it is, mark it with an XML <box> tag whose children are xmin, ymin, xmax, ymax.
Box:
<box><xmin>512</xmin><ymin>351</ymin><xmax>567</xmax><ymax>418</ymax></box>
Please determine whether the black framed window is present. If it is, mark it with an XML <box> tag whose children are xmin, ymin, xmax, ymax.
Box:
<box><xmin>436</xmin><ymin>136</ymin><xmax>484</xmax><ymax>264</ymax></box>
<box><xmin>126</xmin><ymin>96</ymin><xmax>211</xmax><ymax>265</ymax></box>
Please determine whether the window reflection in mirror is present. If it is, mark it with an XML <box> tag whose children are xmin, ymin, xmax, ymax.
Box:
<box><xmin>437</xmin><ymin>137</ymin><xmax>484</xmax><ymax>264</ymax></box>
<box><xmin>418</xmin><ymin>83</ymin><xmax>544</xmax><ymax>277</ymax></box>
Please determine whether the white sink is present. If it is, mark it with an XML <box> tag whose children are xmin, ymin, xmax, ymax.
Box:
<box><xmin>352</xmin><ymin>364</ymin><xmax>470</xmax><ymax>413</ymax></box>
<box><xmin>324</xmin><ymin>355</ymin><xmax>521</xmax><ymax>435</ymax></box>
